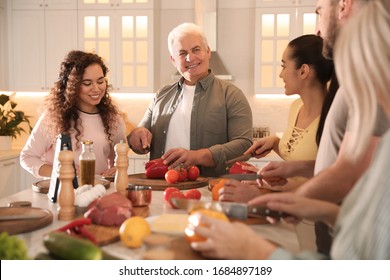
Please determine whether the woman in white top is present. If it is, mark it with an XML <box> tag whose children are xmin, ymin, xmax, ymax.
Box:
<box><xmin>20</xmin><ymin>50</ymin><xmax>126</xmax><ymax>178</ymax></box>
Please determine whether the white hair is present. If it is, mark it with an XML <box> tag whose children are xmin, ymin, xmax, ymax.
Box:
<box><xmin>167</xmin><ymin>23</ymin><xmax>209</xmax><ymax>56</ymax></box>
<box><xmin>334</xmin><ymin>0</ymin><xmax>390</xmax><ymax>161</ymax></box>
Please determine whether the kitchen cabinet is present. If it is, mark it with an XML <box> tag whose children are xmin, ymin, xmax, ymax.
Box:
<box><xmin>254</xmin><ymin>0</ymin><xmax>316</xmax><ymax>94</ymax></box>
<box><xmin>0</xmin><ymin>0</ymin><xmax>7</xmax><ymax>89</ymax></box>
<box><xmin>0</xmin><ymin>151</ymin><xmax>39</xmax><ymax>199</ymax></box>
<box><xmin>78</xmin><ymin>10</ymin><xmax>154</xmax><ymax>92</ymax></box>
<box><xmin>8</xmin><ymin>0</ymin><xmax>78</xmax><ymax>91</ymax></box>
<box><xmin>20</xmin><ymin>167</ymin><xmax>42</xmax><ymax>193</ymax></box>
<box><xmin>78</xmin><ymin>0</ymin><xmax>154</xmax><ymax>92</ymax></box>
<box><xmin>127</xmin><ymin>154</ymin><xmax>149</xmax><ymax>174</ymax></box>
<box><xmin>11</xmin><ymin>0</ymin><xmax>77</xmax><ymax>10</ymax></box>
<box><xmin>78</xmin><ymin>0</ymin><xmax>153</xmax><ymax>10</ymax></box>
<box><xmin>0</xmin><ymin>157</ymin><xmax>20</xmax><ymax>199</ymax></box>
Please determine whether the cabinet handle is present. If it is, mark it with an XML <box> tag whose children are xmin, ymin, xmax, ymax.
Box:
<box><xmin>2</xmin><ymin>162</ymin><xmax>16</xmax><ymax>167</ymax></box>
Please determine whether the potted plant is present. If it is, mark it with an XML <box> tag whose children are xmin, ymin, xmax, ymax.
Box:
<box><xmin>0</xmin><ymin>93</ymin><xmax>32</xmax><ymax>150</ymax></box>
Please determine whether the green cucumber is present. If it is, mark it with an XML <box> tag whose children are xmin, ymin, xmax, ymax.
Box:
<box><xmin>43</xmin><ymin>232</ymin><xmax>102</xmax><ymax>260</ymax></box>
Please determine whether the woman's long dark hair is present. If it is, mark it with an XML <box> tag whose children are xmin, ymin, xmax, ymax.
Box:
<box><xmin>288</xmin><ymin>35</ymin><xmax>335</xmax><ymax>146</ymax></box>
<box><xmin>44</xmin><ymin>50</ymin><xmax>120</xmax><ymax>147</ymax></box>
<box><xmin>316</xmin><ymin>73</ymin><xmax>339</xmax><ymax>145</ymax></box>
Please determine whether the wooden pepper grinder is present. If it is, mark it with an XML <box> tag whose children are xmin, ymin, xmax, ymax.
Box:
<box><xmin>115</xmin><ymin>140</ymin><xmax>129</xmax><ymax>196</ymax></box>
<box><xmin>58</xmin><ymin>149</ymin><xmax>75</xmax><ymax>220</ymax></box>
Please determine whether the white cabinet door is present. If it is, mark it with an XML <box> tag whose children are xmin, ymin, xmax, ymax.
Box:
<box><xmin>254</xmin><ymin>3</ymin><xmax>317</xmax><ymax>94</ymax></box>
<box><xmin>20</xmin><ymin>167</ymin><xmax>43</xmax><ymax>192</ymax></box>
<box><xmin>78</xmin><ymin>0</ymin><xmax>153</xmax><ymax>10</ymax></box>
<box><xmin>12</xmin><ymin>0</ymin><xmax>77</xmax><ymax>10</ymax></box>
<box><xmin>11</xmin><ymin>10</ymin><xmax>46</xmax><ymax>91</ymax></box>
<box><xmin>0</xmin><ymin>157</ymin><xmax>20</xmax><ymax>199</ymax></box>
<box><xmin>133</xmin><ymin>158</ymin><xmax>149</xmax><ymax>174</ymax></box>
<box><xmin>0</xmin><ymin>3</ymin><xmax>7</xmax><ymax>89</ymax></box>
<box><xmin>10</xmin><ymin>9</ymin><xmax>78</xmax><ymax>91</ymax></box>
<box><xmin>45</xmin><ymin>10</ymin><xmax>78</xmax><ymax>88</ymax></box>
<box><xmin>78</xmin><ymin>9</ymin><xmax>154</xmax><ymax>92</ymax></box>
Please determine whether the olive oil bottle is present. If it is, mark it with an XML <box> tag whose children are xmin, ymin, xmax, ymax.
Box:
<box><xmin>79</xmin><ymin>140</ymin><xmax>95</xmax><ymax>186</ymax></box>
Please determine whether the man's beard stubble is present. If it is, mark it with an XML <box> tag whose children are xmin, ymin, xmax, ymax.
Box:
<box><xmin>322</xmin><ymin>6</ymin><xmax>340</xmax><ymax>60</ymax></box>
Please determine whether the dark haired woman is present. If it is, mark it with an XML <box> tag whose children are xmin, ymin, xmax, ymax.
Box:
<box><xmin>221</xmin><ymin>35</ymin><xmax>333</xmax><ymax>251</ymax></box>
<box><xmin>20</xmin><ymin>50</ymin><xmax>126</xmax><ymax>178</ymax></box>
<box><xmin>247</xmin><ymin>34</ymin><xmax>334</xmax><ymax>162</ymax></box>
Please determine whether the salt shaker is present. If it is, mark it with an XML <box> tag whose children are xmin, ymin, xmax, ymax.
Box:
<box><xmin>114</xmin><ymin>140</ymin><xmax>129</xmax><ymax>196</ymax></box>
<box><xmin>58</xmin><ymin>149</ymin><xmax>75</xmax><ymax>220</ymax></box>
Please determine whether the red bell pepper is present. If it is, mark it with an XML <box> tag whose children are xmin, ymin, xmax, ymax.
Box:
<box><xmin>144</xmin><ymin>158</ymin><xmax>165</xmax><ymax>170</ymax></box>
<box><xmin>145</xmin><ymin>158</ymin><xmax>168</xmax><ymax>179</ymax></box>
<box><xmin>229</xmin><ymin>161</ymin><xmax>256</xmax><ymax>174</ymax></box>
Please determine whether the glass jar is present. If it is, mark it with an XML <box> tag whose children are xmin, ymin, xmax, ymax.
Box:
<box><xmin>79</xmin><ymin>140</ymin><xmax>96</xmax><ymax>186</ymax></box>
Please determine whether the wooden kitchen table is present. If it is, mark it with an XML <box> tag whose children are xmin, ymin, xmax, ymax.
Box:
<box><xmin>0</xmin><ymin>182</ymin><xmax>300</xmax><ymax>260</ymax></box>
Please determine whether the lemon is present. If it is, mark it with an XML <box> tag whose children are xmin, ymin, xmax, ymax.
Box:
<box><xmin>119</xmin><ymin>216</ymin><xmax>151</xmax><ymax>248</ymax></box>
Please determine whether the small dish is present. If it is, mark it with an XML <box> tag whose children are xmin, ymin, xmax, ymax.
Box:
<box><xmin>32</xmin><ymin>176</ymin><xmax>110</xmax><ymax>194</ymax></box>
<box><xmin>127</xmin><ymin>185</ymin><xmax>152</xmax><ymax>206</ymax></box>
<box><xmin>102</xmin><ymin>175</ymin><xmax>115</xmax><ymax>182</ymax></box>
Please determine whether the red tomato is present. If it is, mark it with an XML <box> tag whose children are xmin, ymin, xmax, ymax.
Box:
<box><xmin>184</xmin><ymin>189</ymin><xmax>201</xmax><ymax>200</ymax></box>
<box><xmin>168</xmin><ymin>191</ymin><xmax>186</xmax><ymax>209</ymax></box>
<box><xmin>187</xmin><ymin>166</ymin><xmax>200</xmax><ymax>181</ymax></box>
<box><xmin>165</xmin><ymin>169</ymin><xmax>180</xmax><ymax>184</ymax></box>
<box><xmin>178</xmin><ymin>167</ymin><xmax>188</xmax><ymax>182</ymax></box>
<box><xmin>163</xmin><ymin>187</ymin><xmax>180</xmax><ymax>202</ymax></box>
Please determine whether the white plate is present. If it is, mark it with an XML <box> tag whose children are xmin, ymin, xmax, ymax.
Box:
<box><xmin>146</xmin><ymin>214</ymin><xmax>189</xmax><ymax>236</ymax></box>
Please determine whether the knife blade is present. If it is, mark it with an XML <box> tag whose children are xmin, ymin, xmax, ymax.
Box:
<box><xmin>225</xmin><ymin>154</ymin><xmax>252</xmax><ymax>166</ymax></box>
<box><xmin>221</xmin><ymin>173</ymin><xmax>262</xmax><ymax>180</ymax></box>
<box><xmin>171</xmin><ymin>198</ymin><xmax>285</xmax><ymax>220</ymax></box>
<box><xmin>225</xmin><ymin>149</ymin><xmax>273</xmax><ymax>166</ymax></box>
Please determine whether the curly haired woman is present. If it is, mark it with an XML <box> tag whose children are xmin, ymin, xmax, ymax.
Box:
<box><xmin>20</xmin><ymin>50</ymin><xmax>126</xmax><ymax>178</ymax></box>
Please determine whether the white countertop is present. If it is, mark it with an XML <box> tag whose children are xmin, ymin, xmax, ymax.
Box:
<box><xmin>0</xmin><ymin>183</ymin><xmax>300</xmax><ymax>260</ymax></box>
<box><xmin>1</xmin><ymin>148</ymin><xmax>282</xmax><ymax>162</ymax></box>
<box><xmin>0</xmin><ymin>149</ymin><xmax>21</xmax><ymax>161</ymax></box>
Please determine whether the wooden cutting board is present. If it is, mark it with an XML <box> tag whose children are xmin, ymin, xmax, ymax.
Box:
<box><xmin>0</xmin><ymin>207</ymin><xmax>53</xmax><ymax>235</ymax></box>
<box><xmin>84</xmin><ymin>206</ymin><xmax>150</xmax><ymax>246</ymax></box>
<box><xmin>128</xmin><ymin>173</ymin><xmax>209</xmax><ymax>191</ymax></box>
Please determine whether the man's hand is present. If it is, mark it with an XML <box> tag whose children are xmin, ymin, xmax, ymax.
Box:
<box><xmin>127</xmin><ymin>127</ymin><xmax>152</xmax><ymax>154</ymax></box>
<box><xmin>162</xmin><ymin>148</ymin><xmax>214</xmax><ymax>169</ymax></box>
<box><xmin>162</xmin><ymin>148</ymin><xmax>197</xmax><ymax>169</ymax></box>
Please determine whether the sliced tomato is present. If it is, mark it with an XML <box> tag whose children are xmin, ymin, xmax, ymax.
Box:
<box><xmin>163</xmin><ymin>187</ymin><xmax>180</xmax><ymax>202</ymax></box>
<box><xmin>184</xmin><ymin>189</ymin><xmax>201</xmax><ymax>200</ymax></box>
<box><xmin>168</xmin><ymin>191</ymin><xmax>186</xmax><ymax>209</ymax></box>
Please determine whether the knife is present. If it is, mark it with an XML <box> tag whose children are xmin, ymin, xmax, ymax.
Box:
<box><xmin>221</xmin><ymin>173</ymin><xmax>262</xmax><ymax>180</ymax></box>
<box><xmin>225</xmin><ymin>154</ymin><xmax>252</xmax><ymax>166</ymax></box>
<box><xmin>171</xmin><ymin>198</ymin><xmax>285</xmax><ymax>220</ymax></box>
<box><xmin>225</xmin><ymin>148</ymin><xmax>273</xmax><ymax>166</ymax></box>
